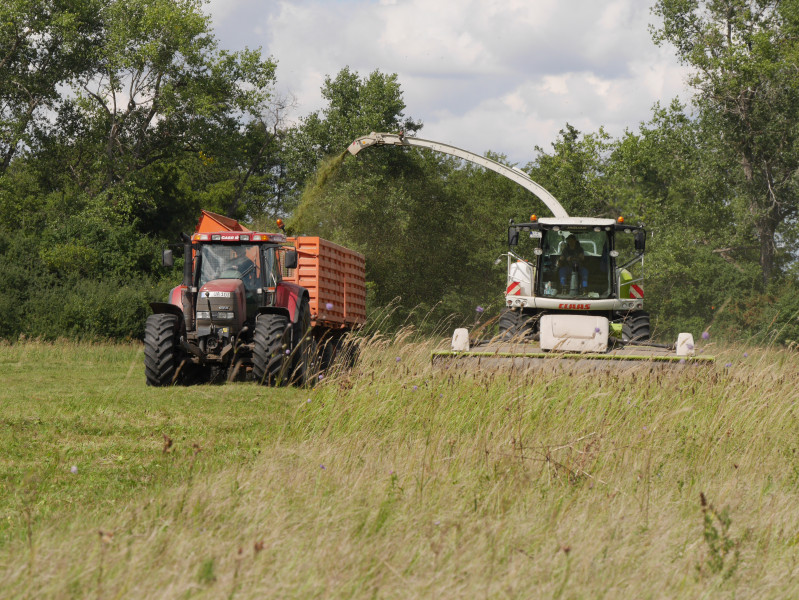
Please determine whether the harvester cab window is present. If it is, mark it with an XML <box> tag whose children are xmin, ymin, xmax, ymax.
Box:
<box><xmin>540</xmin><ymin>229</ymin><xmax>612</xmax><ymax>298</ymax></box>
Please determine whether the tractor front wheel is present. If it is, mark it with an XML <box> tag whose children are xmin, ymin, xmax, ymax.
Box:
<box><xmin>252</xmin><ymin>314</ymin><xmax>291</xmax><ymax>385</ymax></box>
<box><xmin>622</xmin><ymin>311</ymin><xmax>651</xmax><ymax>342</ymax></box>
<box><xmin>144</xmin><ymin>314</ymin><xmax>183</xmax><ymax>386</ymax></box>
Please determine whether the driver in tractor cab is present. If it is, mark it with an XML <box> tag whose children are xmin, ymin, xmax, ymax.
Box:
<box><xmin>557</xmin><ymin>235</ymin><xmax>589</xmax><ymax>292</ymax></box>
<box><xmin>224</xmin><ymin>247</ymin><xmax>256</xmax><ymax>281</ymax></box>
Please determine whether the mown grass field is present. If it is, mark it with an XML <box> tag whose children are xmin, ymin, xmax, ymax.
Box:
<box><xmin>1</xmin><ymin>335</ymin><xmax>798</xmax><ymax>599</ymax></box>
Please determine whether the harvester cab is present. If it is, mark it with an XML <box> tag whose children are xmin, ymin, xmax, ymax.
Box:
<box><xmin>503</xmin><ymin>216</ymin><xmax>648</xmax><ymax>343</ymax></box>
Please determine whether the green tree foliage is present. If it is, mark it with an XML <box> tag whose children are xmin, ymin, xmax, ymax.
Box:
<box><xmin>0</xmin><ymin>0</ymin><xmax>101</xmax><ymax>173</ymax></box>
<box><xmin>653</xmin><ymin>0</ymin><xmax>799</xmax><ymax>287</ymax></box>
<box><xmin>526</xmin><ymin>124</ymin><xmax>617</xmax><ymax>218</ymax></box>
<box><xmin>281</xmin><ymin>67</ymin><xmax>422</xmax><ymax>212</ymax></box>
<box><xmin>0</xmin><ymin>0</ymin><xmax>282</xmax><ymax>340</ymax></box>
<box><xmin>607</xmin><ymin>102</ymin><xmax>759</xmax><ymax>335</ymax></box>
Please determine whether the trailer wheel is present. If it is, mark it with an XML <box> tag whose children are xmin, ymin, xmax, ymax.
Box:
<box><xmin>144</xmin><ymin>314</ymin><xmax>183</xmax><ymax>386</ymax></box>
<box><xmin>622</xmin><ymin>311</ymin><xmax>651</xmax><ymax>342</ymax></box>
<box><xmin>253</xmin><ymin>314</ymin><xmax>291</xmax><ymax>385</ymax></box>
<box><xmin>498</xmin><ymin>308</ymin><xmax>537</xmax><ymax>341</ymax></box>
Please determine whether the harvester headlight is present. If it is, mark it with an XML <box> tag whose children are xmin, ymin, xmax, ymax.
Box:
<box><xmin>610</xmin><ymin>250</ymin><xmax>619</xmax><ymax>257</ymax></box>
<box><xmin>211</xmin><ymin>234</ymin><xmax>221</xmax><ymax>241</ymax></box>
<box><xmin>594</xmin><ymin>227</ymin><xmax>601</xmax><ymax>232</ymax></box>
<box><xmin>212</xmin><ymin>312</ymin><xmax>234</xmax><ymax>320</ymax></box>
<box><xmin>239</xmin><ymin>235</ymin><xmax>250</xmax><ymax>241</ymax></box>
<box><xmin>196</xmin><ymin>311</ymin><xmax>210</xmax><ymax>320</ymax></box>
<box><xmin>534</xmin><ymin>248</ymin><xmax>543</xmax><ymax>255</ymax></box>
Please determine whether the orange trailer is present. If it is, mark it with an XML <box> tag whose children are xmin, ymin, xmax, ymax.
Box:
<box><xmin>284</xmin><ymin>236</ymin><xmax>366</xmax><ymax>329</ymax></box>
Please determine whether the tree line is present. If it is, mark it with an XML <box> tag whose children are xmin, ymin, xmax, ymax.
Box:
<box><xmin>1</xmin><ymin>0</ymin><xmax>797</xmax><ymax>344</ymax></box>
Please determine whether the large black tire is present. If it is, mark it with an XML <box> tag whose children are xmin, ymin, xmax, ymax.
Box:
<box><xmin>289</xmin><ymin>300</ymin><xmax>316</xmax><ymax>386</ymax></box>
<box><xmin>622</xmin><ymin>310</ymin><xmax>651</xmax><ymax>342</ymax></box>
<box><xmin>498</xmin><ymin>308</ymin><xmax>537</xmax><ymax>341</ymax></box>
<box><xmin>144</xmin><ymin>314</ymin><xmax>182</xmax><ymax>386</ymax></box>
<box><xmin>252</xmin><ymin>314</ymin><xmax>291</xmax><ymax>385</ymax></box>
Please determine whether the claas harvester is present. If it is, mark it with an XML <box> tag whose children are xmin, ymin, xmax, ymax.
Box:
<box><xmin>348</xmin><ymin>132</ymin><xmax>713</xmax><ymax>368</ymax></box>
<box><xmin>145</xmin><ymin>211</ymin><xmax>366</xmax><ymax>385</ymax></box>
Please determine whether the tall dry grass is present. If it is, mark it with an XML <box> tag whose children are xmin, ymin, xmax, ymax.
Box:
<box><xmin>1</xmin><ymin>335</ymin><xmax>798</xmax><ymax>598</ymax></box>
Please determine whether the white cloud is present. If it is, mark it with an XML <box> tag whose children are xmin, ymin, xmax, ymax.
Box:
<box><xmin>205</xmin><ymin>0</ymin><xmax>693</xmax><ymax>162</ymax></box>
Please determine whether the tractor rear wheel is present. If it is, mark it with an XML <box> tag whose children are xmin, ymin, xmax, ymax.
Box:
<box><xmin>144</xmin><ymin>314</ymin><xmax>183</xmax><ymax>386</ymax></box>
<box><xmin>290</xmin><ymin>300</ymin><xmax>317</xmax><ymax>386</ymax></box>
<box><xmin>252</xmin><ymin>314</ymin><xmax>291</xmax><ymax>385</ymax></box>
<box><xmin>622</xmin><ymin>311</ymin><xmax>651</xmax><ymax>342</ymax></box>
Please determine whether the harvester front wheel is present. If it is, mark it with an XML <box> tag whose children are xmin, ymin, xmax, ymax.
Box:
<box><xmin>498</xmin><ymin>308</ymin><xmax>536</xmax><ymax>341</ymax></box>
<box><xmin>144</xmin><ymin>314</ymin><xmax>183</xmax><ymax>386</ymax></box>
<box><xmin>622</xmin><ymin>311</ymin><xmax>651</xmax><ymax>342</ymax></box>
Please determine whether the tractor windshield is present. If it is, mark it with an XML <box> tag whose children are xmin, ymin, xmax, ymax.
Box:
<box><xmin>539</xmin><ymin>229</ymin><xmax>612</xmax><ymax>298</ymax></box>
<box><xmin>198</xmin><ymin>244</ymin><xmax>261</xmax><ymax>294</ymax></box>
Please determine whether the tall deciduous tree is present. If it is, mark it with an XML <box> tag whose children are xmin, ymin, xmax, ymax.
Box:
<box><xmin>653</xmin><ymin>0</ymin><xmax>799</xmax><ymax>286</ymax></box>
<box><xmin>0</xmin><ymin>0</ymin><xmax>101</xmax><ymax>173</ymax></box>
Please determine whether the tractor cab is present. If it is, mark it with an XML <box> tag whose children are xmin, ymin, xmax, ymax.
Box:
<box><xmin>187</xmin><ymin>230</ymin><xmax>296</xmax><ymax>353</ymax></box>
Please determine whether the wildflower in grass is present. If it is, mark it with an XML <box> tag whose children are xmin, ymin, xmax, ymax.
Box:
<box><xmin>725</xmin><ymin>362</ymin><xmax>732</xmax><ymax>368</ymax></box>
<box><xmin>476</xmin><ymin>306</ymin><xmax>484</xmax><ymax>313</ymax></box>
<box><xmin>702</xmin><ymin>331</ymin><xmax>710</xmax><ymax>340</ymax></box>
<box><xmin>320</xmin><ymin>465</ymin><xmax>326</xmax><ymax>470</ymax></box>
<box><xmin>594</xmin><ymin>327</ymin><xmax>601</xmax><ymax>333</ymax></box>
<box><xmin>434</xmin><ymin>520</ymin><xmax>441</xmax><ymax>526</ymax></box>
<box><xmin>325</xmin><ymin>302</ymin><xmax>333</xmax><ymax>311</ymax></box>
<box><xmin>318</xmin><ymin>374</ymin><xmax>324</xmax><ymax>381</ymax></box>
<box><xmin>395</xmin><ymin>356</ymin><xmax>401</xmax><ymax>362</ymax></box>
<box><xmin>679</xmin><ymin>359</ymin><xmax>686</xmax><ymax>365</ymax></box>
<box><xmin>687</xmin><ymin>343</ymin><xmax>694</xmax><ymax>350</ymax></box>
<box><xmin>412</xmin><ymin>385</ymin><xmax>418</xmax><ymax>392</ymax></box>
<box><xmin>285</xmin><ymin>349</ymin><xmax>290</xmax><ymax>355</ymax></box>
<box><xmin>307</xmin><ymin>398</ymin><xmax>312</xmax><ymax>403</ymax></box>
<box><xmin>70</xmin><ymin>465</ymin><xmax>78</xmax><ymax>474</ymax></box>
<box><xmin>743</xmin><ymin>352</ymin><xmax>748</xmax><ymax>358</ymax></box>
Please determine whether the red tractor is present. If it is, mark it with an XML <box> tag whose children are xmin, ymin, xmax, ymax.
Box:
<box><xmin>145</xmin><ymin>211</ymin><xmax>366</xmax><ymax>385</ymax></box>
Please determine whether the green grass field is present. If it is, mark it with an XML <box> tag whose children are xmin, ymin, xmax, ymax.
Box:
<box><xmin>1</xmin><ymin>336</ymin><xmax>798</xmax><ymax>598</ymax></box>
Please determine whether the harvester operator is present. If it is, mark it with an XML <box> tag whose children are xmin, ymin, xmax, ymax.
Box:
<box><xmin>557</xmin><ymin>235</ymin><xmax>589</xmax><ymax>292</ymax></box>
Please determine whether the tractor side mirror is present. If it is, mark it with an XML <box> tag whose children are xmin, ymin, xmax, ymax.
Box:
<box><xmin>634</xmin><ymin>230</ymin><xmax>646</xmax><ymax>253</ymax></box>
<box><xmin>162</xmin><ymin>249</ymin><xmax>174</xmax><ymax>268</ymax></box>
<box><xmin>284</xmin><ymin>249</ymin><xmax>298</xmax><ymax>270</ymax></box>
<box><xmin>508</xmin><ymin>227</ymin><xmax>519</xmax><ymax>247</ymax></box>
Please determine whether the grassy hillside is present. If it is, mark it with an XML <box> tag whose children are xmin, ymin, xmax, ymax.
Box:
<box><xmin>1</xmin><ymin>336</ymin><xmax>798</xmax><ymax>598</ymax></box>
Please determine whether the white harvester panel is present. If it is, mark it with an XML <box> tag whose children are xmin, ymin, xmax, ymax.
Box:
<box><xmin>675</xmin><ymin>333</ymin><xmax>696</xmax><ymax>356</ymax></box>
<box><xmin>508</xmin><ymin>261</ymin><xmax>533</xmax><ymax>296</ymax></box>
<box><xmin>540</xmin><ymin>315</ymin><xmax>609</xmax><ymax>353</ymax></box>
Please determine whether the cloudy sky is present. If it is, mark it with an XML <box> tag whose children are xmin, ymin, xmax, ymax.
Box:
<box><xmin>206</xmin><ymin>0</ymin><xmax>693</xmax><ymax>164</ymax></box>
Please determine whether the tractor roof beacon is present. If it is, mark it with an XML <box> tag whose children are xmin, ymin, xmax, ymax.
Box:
<box><xmin>348</xmin><ymin>132</ymin><xmax>714</xmax><ymax>368</ymax></box>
